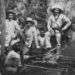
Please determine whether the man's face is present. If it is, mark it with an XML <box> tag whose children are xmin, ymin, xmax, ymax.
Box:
<box><xmin>27</xmin><ymin>21</ymin><xmax>34</xmax><ymax>26</ymax></box>
<box><xmin>8</xmin><ymin>13</ymin><xmax>13</xmax><ymax>20</ymax></box>
<box><xmin>26</xmin><ymin>22</ymin><xmax>32</xmax><ymax>28</ymax></box>
<box><xmin>53</xmin><ymin>9</ymin><xmax>60</xmax><ymax>16</ymax></box>
<box><xmin>27</xmin><ymin>22</ymin><xmax>31</xmax><ymax>26</ymax></box>
<box><xmin>54</xmin><ymin>12</ymin><xmax>59</xmax><ymax>16</ymax></box>
<box><xmin>40</xmin><ymin>31</ymin><xmax>45</xmax><ymax>37</ymax></box>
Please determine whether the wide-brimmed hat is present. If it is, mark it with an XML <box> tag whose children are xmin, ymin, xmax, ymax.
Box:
<box><xmin>51</xmin><ymin>3</ymin><xmax>64</xmax><ymax>13</ymax></box>
<box><xmin>6</xmin><ymin>10</ymin><xmax>15</xmax><ymax>15</ymax></box>
<box><xmin>6</xmin><ymin>10</ymin><xmax>16</xmax><ymax>19</ymax></box>
<box><xmin>26</xmin><ymin>17</ymin><xmax>37</xmax><ymax>25</ymax></box>
<box><xmin>26</xmin><ymin>17</ymin><xmax>35</xmax><ymax>24</ymax></box>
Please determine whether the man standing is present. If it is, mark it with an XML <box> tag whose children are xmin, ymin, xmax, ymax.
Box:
<box><xmin>23</xmin><ymin>17</ymin><xmax>39</xmax><ymax>55</ymax></box>
<box><xmin>5</xmin><ymin>10</ymin><xmax>21</xmax><ymax>47</ymax></box>
<box><xmin>46</xmin><ymin>3</ymin><xmax>71</xmax><ymax>54</ymax></box>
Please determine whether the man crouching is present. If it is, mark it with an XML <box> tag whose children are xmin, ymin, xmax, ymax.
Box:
<box><xmin>46</xmin><ymin>3</ymin><xmax>71</xmax><ymax>54</ymax></box>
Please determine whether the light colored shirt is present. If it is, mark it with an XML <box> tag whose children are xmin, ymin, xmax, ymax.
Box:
<box><xmin>47</xmin><ymin>14</ymin><xmax>71</xmax><ymax>31</ymax></box>
<box><xmin>5</xmin><ymin>19</ymin><xmax>20</xmax><ymax>35</ymax></box>
<box><xmin>25</xmin><ymin>26</ymin><xmax>38</xmax><ymax>38</ymax></box>
<box><xmin>38</xmin><ymin>36</ymin><xmax>45</xmax><ymax>46</ymax></box>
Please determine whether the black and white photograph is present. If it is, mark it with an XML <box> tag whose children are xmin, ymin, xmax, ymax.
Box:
<box><xmin>0</xmin><ymin>0</ymin><xmax>75</xmax><ymax>75</ymax></box>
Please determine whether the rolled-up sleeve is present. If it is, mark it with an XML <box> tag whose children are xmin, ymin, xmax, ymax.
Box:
<box><xmin>63</xmin><ymin>15</ymin><xmax>71</xmax><ymax>27</ymax></box>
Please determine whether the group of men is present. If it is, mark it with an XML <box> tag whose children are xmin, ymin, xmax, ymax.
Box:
<box><xmin>4</xmin><ymin>3</ymin><xmax>71</xmax><ymax>70</ymax></box>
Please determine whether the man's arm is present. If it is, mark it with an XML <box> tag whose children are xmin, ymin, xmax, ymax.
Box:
<box><xmin>15</xmin><ymin>21</ymin><xmax>21</xmax><ymax>30</ymax></box>
<box><xmin>62</xmin><ymin>15</ymin><xmax>71</xmax><ymax>31</ymax></box>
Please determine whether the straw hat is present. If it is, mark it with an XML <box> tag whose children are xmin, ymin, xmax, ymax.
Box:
<box><xmin>26</xmin><ymin>17</ymin><xmax>37</xmax><ymax>25</ymax></box>
<box><xmin>51</xmin><ymin>3</ymin><xmax>64</xmax><ymax>13</ymax></box>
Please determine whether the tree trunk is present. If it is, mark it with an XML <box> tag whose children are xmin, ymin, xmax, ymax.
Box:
<box><xmin>0</xmin><ymin>0</ymin><xmax>6</xmax><ymax>55</ymax></box>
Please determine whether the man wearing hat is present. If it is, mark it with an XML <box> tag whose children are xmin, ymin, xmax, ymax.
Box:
<box><xmin>46</xmin><ymin>3</ymin><xmax>71</xmax><ymax>54</ymax></box>
<box><xmin>5</xmin><ymin>10</ymin><xmax>21</xmax><ymax>47</ymax></box>
<box><xmin>23</xmin><ymin>17</ymin><xmax>39</xmax><ymax>54</ymax></box>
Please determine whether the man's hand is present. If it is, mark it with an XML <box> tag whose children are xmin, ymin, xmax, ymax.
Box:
<box><xmin>49</xmin><ymin>28</ymin><xmax>54</xmax><ymax>35</ymax></box>
<box><xmin>36</xmin><ymin>46</ymin><xmax>40</xmax><ymax>49</ymax></box>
